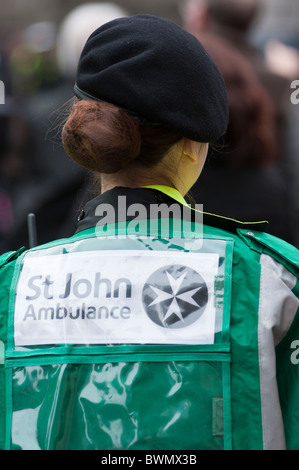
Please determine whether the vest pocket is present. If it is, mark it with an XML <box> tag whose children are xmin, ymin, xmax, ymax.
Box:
<box><xmin>6</xmin><ymin>346</ymin><xmax>231</xmax><ymax>450</ymax></box>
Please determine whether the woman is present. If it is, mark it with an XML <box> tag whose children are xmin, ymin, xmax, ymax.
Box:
<box><xmin>0</xmin><ymin>15</ymin><xmax>298</xmax><ymax>451</ymax></box>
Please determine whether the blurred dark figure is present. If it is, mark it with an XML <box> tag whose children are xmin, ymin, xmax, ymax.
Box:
<box><xmin>182</xmin><ymin>0</ymin><xmax>260</xmax><ymax>56</ymax></box>
<box><xmin>250</xmin><ymin>0</ymin><xmax>299</xmax><ymax>240</ymax></box>
<box><xmin>3</xmin><ymin>3</ymin><xmax>129</xmax><ymax>252</ymax></box>
<box><xmin>181</xmin><ymin>0</ymin><xmax>291</xmax><ymax>159</ymax></box>
<box><xmin>0</xmin><ymin>105</ymin><xmax>32</xmax><ymax>252</ymax></box>
<box><xmin>189</xmin><ymin>34</ymin><xmax>299</xmax><ymax>246</ymax></box>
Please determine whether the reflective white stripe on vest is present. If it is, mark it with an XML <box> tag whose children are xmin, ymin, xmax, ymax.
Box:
<box><xmin>258</xmin><ymin>254</ymin><xmax>299</xmax><ymax>450</ymax></box>
<box><xmin>14</xmin><ymin>250</ymin><xmax>219</xmax><ymax>346</ymax></box>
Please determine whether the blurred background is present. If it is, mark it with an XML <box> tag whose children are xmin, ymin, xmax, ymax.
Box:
<box><xmin>0</xmin><ymin>0</ymin><xmax>299</xmax><ymax>251</ymax></box>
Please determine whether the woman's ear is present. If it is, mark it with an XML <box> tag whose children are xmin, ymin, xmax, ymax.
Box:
<box><xmin>182</xmin><ymin>138</ymin><xmax>202</xmax><ymax>163</ymax></box>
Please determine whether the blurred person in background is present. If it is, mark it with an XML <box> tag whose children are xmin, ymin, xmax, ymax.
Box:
<box><xmin>0</xmin><ymin>39</ymin><xmax>33</xmax><ymax>252</ymax></box>
<box><xmin>3</xmin><ymin>2</ymin><xmax>129</xmax><ymax>252</ymax></box>
<box><xmin>250</xmin><ymin>0</ymin><xmax>299</xmax><ymax>249</ymax></box>
<box><xmin>181</xmin><ymin>0</ymin><xmax>260</xmax><ymax>57</ymax></box>
<box><xmin>0</xmin><ymin>105</ymin><xmax>32</xmax><ymax>252</ymax></box>
<box><xmin>181</xmin><ymin>0</ymin><xmax>291</xmax><ymax>156</ymax></box>
<box><xmin>181</xmin><ymin>0</ymin><xmax>299</xmax><ymax>246</ymax></box>
<box><xmin>187</xmin><ymin>34</ymin><xmax>299</xmax><ymax>246</ymax></box>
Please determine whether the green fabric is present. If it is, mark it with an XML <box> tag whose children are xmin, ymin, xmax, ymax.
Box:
<box><xmin>0</xmin><ymin>205</ymin><xmax>298</xmax><ymax>449</ymax></box>
<box><xmin>0</xmin><ymin>223</ymin><xmax>262</xmax><ymax>450</ymax></box>
<box><xmin>0</xmin><ymin>257</ymin><xmax>19</xmax><ymax>450</ymax></box>
<box><xmin>237</xmin><ymin>229</ymin><xmax>299</xmax><ymax>273</ymax></box>
<box><xmin>200</xmin><ymin>225</ymin><xmax>264</xmax><ymax>449</ymax></box>
<box><xmin>4</xmin><ymin>226</ymin><xmax>234</xmax><ymax>450</ymax></box>
<box><xmin>9</xmin><ymin>361</ymin><xmax>229</xmax><ymax>450</ymax></box>
<box><xmin>238</xmin><ymin>228</ymin><xmax>299</xmax><ymax>449</ymax></box>
<box><xmin>228</xmin><ymin>236</ymin><xmax>264</xmax><ymax>449</ymax></box>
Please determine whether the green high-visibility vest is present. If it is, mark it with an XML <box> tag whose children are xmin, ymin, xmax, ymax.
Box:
<box><xmin>0</xmin><ymin>208</ymin><xmax>298</xmax><ymax>450</ymax></box>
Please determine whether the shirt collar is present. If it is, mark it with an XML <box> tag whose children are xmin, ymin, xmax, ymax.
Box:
<box><xmin>75</xmin><ymin>185</ymin><xmax>269</xmax><ymax>234</ymax></box>
<box><xmin>140</xmin><ymin>185</ymin><xmax>189</xmax><ymax>207</ymax></box>
<box><xmin>141</xmin><ymin>184</ymin><xmax>269</xmax><ymax>229</ymax></box>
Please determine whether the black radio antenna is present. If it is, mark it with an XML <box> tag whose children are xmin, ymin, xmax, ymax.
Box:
<box><xmin>27</xmin><ymin>213</ymin><xmax>38</xmax><ymax>248</ymax></box>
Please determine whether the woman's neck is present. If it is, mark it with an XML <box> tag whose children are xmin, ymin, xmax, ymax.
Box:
<box><xmin>100</xmin><ymin>168</ymin><xmax>181</xmax><ymax>195</ymax></box>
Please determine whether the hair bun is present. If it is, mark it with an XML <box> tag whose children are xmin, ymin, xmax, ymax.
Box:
<box><xmin>62</xmin><ymin>100</ymin><xmax>141</xmax><ymax>173</ymax></box>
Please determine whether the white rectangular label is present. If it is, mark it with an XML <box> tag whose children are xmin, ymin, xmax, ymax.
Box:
<box><xmin>14</xmin><ymin>250</ymin><xmax>219</xmax><ymax>346</ymax></box>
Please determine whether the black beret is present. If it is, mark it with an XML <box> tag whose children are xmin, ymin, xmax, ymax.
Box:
<box><xmin>74</xmin><ymin>14</ymin><xmax>229</xmax><ymax>142</ymax></box>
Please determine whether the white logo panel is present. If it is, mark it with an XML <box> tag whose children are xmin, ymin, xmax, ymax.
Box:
<box><xmin>14</xmin><ymin>250</ymin><xmax>219</xmax><ymax>346</ymax></box>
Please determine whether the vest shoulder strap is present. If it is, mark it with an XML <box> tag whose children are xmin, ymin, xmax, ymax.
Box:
<box><xmin>237</xmin><ymin>229</ymin><xmax>299</xmax><ymax>276</ymax></box>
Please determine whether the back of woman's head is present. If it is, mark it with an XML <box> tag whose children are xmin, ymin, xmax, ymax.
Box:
<box><xmin>62</xmin><ymin>15</ymin><xmax>229</xmax><ymax>176</ymax></box>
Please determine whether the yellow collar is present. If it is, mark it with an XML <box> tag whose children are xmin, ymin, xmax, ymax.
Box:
<box><xmin>140</xmin><ymin>185</ymin><xmax>189</xmax><ymax>207</ymax></box>
<box><xmin>141</xmin><ymin>184</ymin><xmax>268</xmax><ymax>227</ymax></box>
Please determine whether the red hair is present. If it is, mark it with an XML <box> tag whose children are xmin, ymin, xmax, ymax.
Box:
<box><xmin>62</xmin><ymin>100</ymin><xmax>182</xmax><ymax>174</ymax></box>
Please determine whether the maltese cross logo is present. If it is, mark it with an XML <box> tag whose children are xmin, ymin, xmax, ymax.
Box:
<box><xmin>142</xmin><ymin>265</ymin><xmax>208</xmax><ymax>329</ymax></box>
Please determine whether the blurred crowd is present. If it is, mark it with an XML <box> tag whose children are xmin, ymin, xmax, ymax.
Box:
<box><xmin>0</xmin><ymin>0</ymin><xmax>298</xmax><ymax>252</ymax></box>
